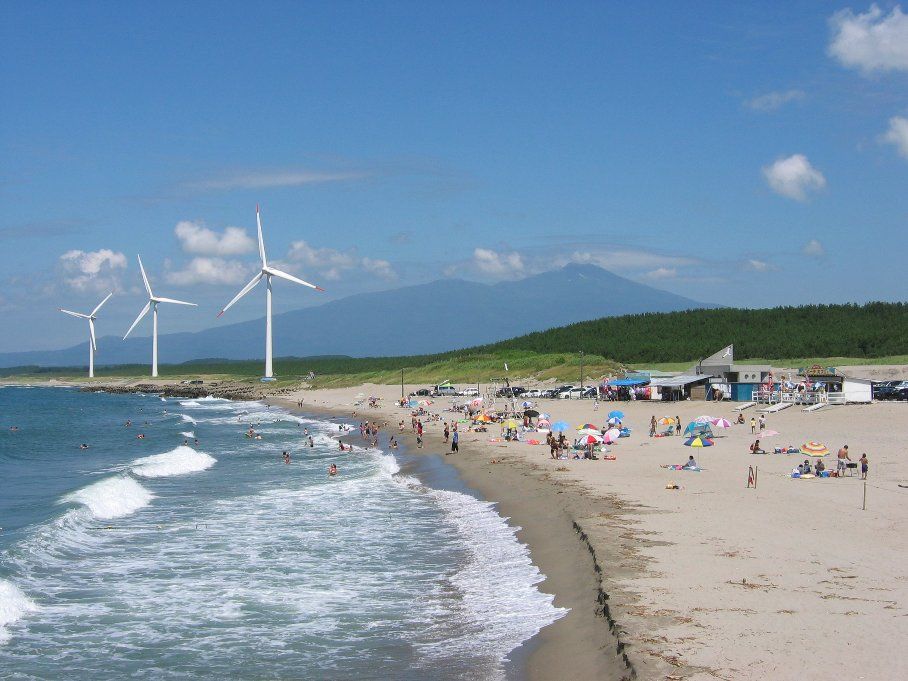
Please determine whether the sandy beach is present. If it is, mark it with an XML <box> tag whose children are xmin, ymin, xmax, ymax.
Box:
<box><xmin>276</xmin><ymin>383</ymin><xmax>908</xmax><ymax>680</ymax></box>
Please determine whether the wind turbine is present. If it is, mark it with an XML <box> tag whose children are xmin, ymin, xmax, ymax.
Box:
<box><xmin>218</xmin><ymin>205</ymin><xmax>324</xmax><ymax>379</ymax></box>
<box><xmin>124</xmin><ymin>255</ymin><xmax>197</xmax><ymax>377</ymax></box>
<box><xmin>59</xmin><ymin>292</ymin><xmax>113</xmax><ymax>378</ymax></box>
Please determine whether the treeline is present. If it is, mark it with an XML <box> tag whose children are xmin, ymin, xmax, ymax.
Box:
<box><xmin>478</xmin><ymin>302</ymin><xmax>908</xmax><ymax>363</ymax></box>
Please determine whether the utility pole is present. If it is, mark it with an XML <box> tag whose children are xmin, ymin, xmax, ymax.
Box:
<box><xmin>401</xmin><ymin>368</ymin><xmax>404</xmax><ymax>400</ymax></box>
<box><xmin>579</xmin><ymin>350</ymin><xmax>584</xmax><ymax>389</ymax></box>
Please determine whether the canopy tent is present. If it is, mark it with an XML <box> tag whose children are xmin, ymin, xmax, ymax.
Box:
<box><xmin>608</xmin><ymin>378</ymin><xmax>648</xmax><ymax>387</ymax></box>
<box><xmin>684</xmin><ymin>422</ymin><xmax>714</xmax><ymax>438</ymax></box>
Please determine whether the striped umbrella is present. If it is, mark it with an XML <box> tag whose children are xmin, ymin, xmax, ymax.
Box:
<box><xmin>603</xmin><ymin>427</ymin><xmax>621</xmax><ymax>444</ymax></box>
<box><xmin>684</xmin><ymin>435</ymin><xmax>714</xmax><ymax>447</ymax></box>
<box><xmin>536</xmin><ymin>419</ymin><xmax>551</xmax><ymax>429</ymax></box>
<box><xmin>711</xmin><ymin>418</ymin><xmax>732</xmax><ymax>429</ymax></box>
<box><xmin>802</xmin><ymin>441</ymin><xmax>829</xmax><ymax>456</ymax></box>
<box><xmin>577</xmin><ymin>423</ymin><xmax>598</xmax><ymax>430</ymax></box>
<box><xmin>657</xmin><ymin>417</ymin><xmax>675</xmax><ymax>426</ymax></box>
<box><xmin>580</xmin><ymin>434</ymin><xmax>602</xmax><ymax>444</ymax></box>
<box><xmin>695</xmin><ymin>415</ymin><xmax>715</xmax><ymax>424</ymax></box>
<box><xmin>577</xmin><ymin>428</ymin><xmax>602</xmax><ymax>437</ymax></box>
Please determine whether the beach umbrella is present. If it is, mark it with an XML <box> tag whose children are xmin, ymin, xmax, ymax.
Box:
<box><xmin>521</xmin><ymin>400</ymin><xmax>535</xmax><ymax>409</ymax></box>
<box><xmin>607</xmin><ymin>417</ymin><xmax>621</xmax><ymax>426</ymax></box>
<box><xmin>694</xmin><ymin>415</ymin><xmax>715</xmax><ymax>424</ymax></box>
<box><xmin>417</xmin><ymin>400</ymin><xmax>432</xmax><ymax>407</ymax></box>
<box><xmin>577</xmin><ymin>423</ymin><xmax>598</xmax><ymax>430</ymax></box>
<box><xmin>538</xmin><ymin>412</ymin><xmax>551</xmax><ymax>420</ymax></box>
<box><xmin>802</xmin><ymin>441</ymin><xmax>829</xmax><ymax>456</ymax></box>
<box><xmin>684</xmin><ymin>435</ymin><xmax>714</xmax><ymax>447</ymax></box>
<box><xmin>577</xmin><ymin>428</ymin><xmax>601</xmax><ymax>437</ymax></box>
<box><xmin>603</xmin><ymin>427</ymin><xmax>621</xmax><ymax>443</ymax></box>
<box><xmin>505</xmin><ymin>419</ymin><xmax>519</xmax><ymax>429</ymax></box>
<box><xmin>474</xmin><ymin>414</ymin><xmax>492</xmax><ymax>423</ymax></box>
<box><xmin>759</xmin><ymin>429</ymin><xmax>780</xmax><ymax>437</ymax></box>
<box><xmin>407</xmin><ymin>400</ymin><xmax>418</xmax><ymax>408</ymax></box>
<box><xmin>580</xmin><ymin>434</ymin><xmax>602</xmax><ymax>444</ymax></box>
<box><xmin>608</xmin><ymin>410</ymin><xmax>624</xmax><ymax>419</ymax></box>
<box><xmin>551</xmin><ymin>421</ymin><xmax>570</xmax><ymax>432</ymax></box>
<box><xmin>524</xmin><ymin>409</ymin><xmax>540</xmax><ymax>418</ymax></box>
<box><xmin>657</xmin><ymin>417</ymin><xmax>675</xmax><ymax>426</ymax></box>
<box><xmin>470</xmin><ymin>397</ymin><xmax>484</xmax><ymax>407</ymax></box>
<box><xmin>711</xmin><ymin>418</ymin><xmax>731</xmax><ymax>429</ymax></box>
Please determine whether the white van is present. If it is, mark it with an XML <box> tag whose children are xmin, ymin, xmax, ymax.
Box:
<box><xmin>433</xmin><ymin>385</ymin><xmax>457</xmax><ymax>397</ymax></box>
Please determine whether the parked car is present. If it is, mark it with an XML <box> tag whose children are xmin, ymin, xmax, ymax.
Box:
<box><xmin>410</xmin><ymin>388</ymin><xmax>431</xmax><ymax>397</ymax></box>
<box><xmin>873</xmin><ymin>380</ymin><xmax>899</xmax><ymax>399</ymax></box>
<box><xmin>559</xmin><ymin>387</ymin><xmax>584</xmax><ymax>399</ymax></box>
<box><xmin>523</xmin><ymin>389</ymin><xmax>542</xmax><ymax>398</ymax></box>
<box><xmin>892</xmin><ymin>386</ymin><xmax>908</xmax><ymax>401</ymax></box>
<box><xmin>580</xmin><ymin>386</ymin><xmax>598</xmax><ymax>399</ymax></box>
<box><xmin>495</xmin><ymin>386</ymin><xmax>527</xmax><ymax>398</ymax></box>
<box><xmin>459</xmin><ymin>387</ymin><xmax>480</xmax><ymax>397</ymax></box>
<box><xmin>432</xmin><ymin>385</ymin><xmax>457</xmax><ymax>397</ymax></box>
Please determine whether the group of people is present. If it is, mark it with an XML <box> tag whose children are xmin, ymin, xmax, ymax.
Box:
<box><xmin>649</xmin><ymin>415</ymin><xmax>682</xmax><ymax>437</ymax></box>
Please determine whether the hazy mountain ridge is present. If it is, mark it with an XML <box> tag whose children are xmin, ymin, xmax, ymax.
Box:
<box><xmin>0</xmin><ymin>265</ymin><xmax>707</xmax><ymax>368</ymax></box>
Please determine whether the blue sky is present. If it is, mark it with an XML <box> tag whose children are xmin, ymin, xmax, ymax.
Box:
<box><xmin>1</xmin><ymin>1</ymin><xmax>907</xmax><ymax>352</ymax></box>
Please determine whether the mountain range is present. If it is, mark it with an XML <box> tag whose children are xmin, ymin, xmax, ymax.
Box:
<box><xmin>0</xmin><ymin>265</ymin><xmax>708</xmax><ymax>368</ymax></box>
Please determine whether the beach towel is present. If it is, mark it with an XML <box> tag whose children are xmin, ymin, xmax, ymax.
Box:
<box><xmin>603</xmin><ymin>455</ymin><xmax>617</xmax><ymax>461</ymax></box>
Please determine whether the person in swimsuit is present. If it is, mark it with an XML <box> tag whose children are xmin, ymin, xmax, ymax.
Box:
<box><xmin>860</xmin><ymin>453</ymin><xmax>868</xmax><ymax>480</ymax></box>
<box><xmin>837</xmin><ymin>445</ymin><xmax>851</xmax><ymax>475</ymax></box>
<box><xmin>328</xmin><ymin>464</ymin><xmax>338</xmax><ymax>476</ymax></box>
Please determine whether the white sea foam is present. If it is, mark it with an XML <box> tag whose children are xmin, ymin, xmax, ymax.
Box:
<box><xmin>131</xmin><ymin>446</ymin><xmax>216</xmax><ymax>478</ymax></box>
<box><xmin>62</xmin><ymin>476</ymin><xmax>153</xmax><ymax>520</ymax></box>
<box><xmin>180</xmin><ymin>414</ymin><xmax>197</xmax><ymax>425</ymax></box>
<box><xmin>179</xmin><ymin>400</ymin><xmax>200</xmax><ymax>407</ymax></box>
<box><xmin>0</xmin><ymin>579</ymin><xmax>37</xmax><ymax>645</ymax></box>
<box><xmin>180</xmin><ymin>431</ymin><xmax>195</xmax><ymax>439</ymax></box>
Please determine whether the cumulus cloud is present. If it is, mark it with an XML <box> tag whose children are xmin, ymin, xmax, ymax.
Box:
<box><xmin>745</xmin><ymin>89</ymin><xmax>805</xmax><ymax>112</ymax></box>
<box><xmin>828</xmin><ymin>4</ymin><xmax>908</xmax><ymax>73</ymax></box>
<box><xmin>557</xmin><ymin>249</ymin><xmax>698</xmax><ymax>271</ymax></box>
<box><xmin>803</xmin><ymin>239</ymin><xmax>826</xmax><ymax>257</ymax></box>
<box><xmin>644</xmin><ymin>267</ymin><xmax>678</xmax><ymax>280</ymax></box>
<box><xmin>763</xmin><ymin>154</ymin><xmax>827</xmax><ymax>200</ymax></box>
<box><xmin>186</xmin><ymin>169</ymin><xmax>365</xmax><ymax>192</ymax></box>
<box><xmin>174</xmin><ymin>220</ymin><xmax>255</xmax><ymax>256</ymax></box>
<box><xmin>473</xmin><ymin>248</ymin><xmax>525</xmax><ymax>276</ymax></box>
<box><xmin>882</xmin><ymin>115</ymin><xmax>908</xmax><ymax>157</ymax></box>
<box><xmin>286</xmin><ymin>241</ymin><xmax>397</xmax><ymax>281</ymax></box>
<box><xmin>59</xmin><ymin>248</ymin><xmax>127</xmax><ymax>292</ymax></box>
<box><xmin>165</xmin><ymin>257</ymin><xmax>249</xmax><ymax>286</ymax></box>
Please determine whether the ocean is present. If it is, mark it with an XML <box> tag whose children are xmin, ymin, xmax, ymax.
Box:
<box><xmin>0</xmin><ymin>386</ymin><xmax>564</xmax><ymax>679</ymax></box>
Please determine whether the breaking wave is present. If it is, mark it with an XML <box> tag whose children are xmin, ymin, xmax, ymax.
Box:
<box><xmin>131</xmin><ymin>446</ymin><xmax>216</xmax><ymax>478</ymax></box>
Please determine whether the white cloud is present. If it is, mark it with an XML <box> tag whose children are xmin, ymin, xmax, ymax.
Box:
<box><xmin>285</xmin><ymin>241</ymin><xmax>396</xmax><ymax>281</ymax></box>
<box><xmin>882</xmin><ymin>115</ymin><xmax>908</xmax><ymax>157</ymax></box>
<box><xmin>59</xmin><ymin>248</ymin><xmax>127</xmax><ymax>292</ymax></box>
<box><xmin>644</xmin><ymin>267</ymin><xmax>677</xmax><ymax>280</ymax></box>
<box><xmin>557</xmin><ymin>249</ymin><xmax>697</xmax><ymax>270</ymax></box>
<box><xmin>186</xmin><ymin>170</ymin><xmax>365</xmax><ymax>192</ymax></box>
<box><xmin>763</xmin><ymin>154</ymin><xmax>827</xmax><ymax>200</ymax></box>
<box><xmin>803</xmin><ymin>239</ymin><xmax>826</xmax><ymax>257</ymax></box>
<box><xmin>828</xmin><ymin>4</ymin><xmax>908</xmax><ymax>73</ymax></box>
<box><xmin>473</xmin><ymin>248</ymin><xmax>525</xmax><ymax>276</ymax></box>
<box><xmin>745</xmin><ymin>259</ymin><xmax>773</xmax><ymax>272</ymax></box>
<box><xmin>165</xmin><ymin>257</ymin><xmax>249</xmax><ymax>286</ymax></box>
<box><xmin>174</xmin><ymin>220</ymin><xmax>255</xmax><ymax>256</ymax></box>
<box><xmin>745</xmin><ymin>89</ymin><xmax>805</xmax><ymax>112</ymax></box>
<box><xmin>362</xmin><ymin>257</ymin><xmax>397</xmax><ymax>281</ymax></box>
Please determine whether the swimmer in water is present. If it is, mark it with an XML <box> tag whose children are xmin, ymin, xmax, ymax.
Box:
<box><xmin>79</xmin><ymin>443</ymin><xmax>89</xmax><ymax>450</ymax></box>
<box><xmin>308</xmin><ymin>436</ymin><xmax>314</xmax><ymax>447</ymax></box>
<box><xmin>194</xmin><ymin>439</ymin><xmax>199</xmax><ymax>446</ymax></box>
<box><xmin>183</xmin><ymin>439</ymin><xmax>189</xmax><ymax>446</ymax></box>
<box><xmin>137</xmin><ymin>434</ymin><xmax>145</xmax><ymax>439</ymax></box>
<box><xmin>328</xmin><ymin>463</ymin><xmax>338</xmax><ymax>476</ymax></box>
<box><xmin>282</xmin><ymin>451</ymin><xmax>291</xmax><ymax>464</ymax></box>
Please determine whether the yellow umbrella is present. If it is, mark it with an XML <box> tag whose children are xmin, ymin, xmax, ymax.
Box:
<box><xmin>802</xmin><ymin>441</ymin><xmax>829</xmax><ymax>456</ymax></box>
<box><xmin>657</xmin><ymin>417</ymin><xmax>675</xmax><ymax>426</ymax></box>
<box><xmin>505</xmin><ymin>419</ymin><xmax>519</xmax><ymax>429</ymax></box>
<box><xmin>473</xmin><ymin>414</ymin><xmax>492</xmax><ymax>423</ymax></box>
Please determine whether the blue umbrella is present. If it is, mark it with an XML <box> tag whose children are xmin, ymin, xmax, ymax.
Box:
<box><xmin>608</xmin><ymin>410</ymin><xmax>624</xmax><ymax>419</ymax></box>
<box><xmin>551</xmin><ymin>421</ymin><xmax>570</xmax><ymax>432</ymax></box>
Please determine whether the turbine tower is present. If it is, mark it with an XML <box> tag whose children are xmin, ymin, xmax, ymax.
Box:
<box><xmin>218</xmin><ymin>205</ymin><xmax>324</xmax><ymax>378</ymax></box>
<box><xmin>124</xmin><ymin>255</ymin><xmax>197</xmax><ymax>377</ymax></box>
<box><xmin>59</xmin><ymin>292</ymin><xmax>113</xmax><ymax>378</ymax></box>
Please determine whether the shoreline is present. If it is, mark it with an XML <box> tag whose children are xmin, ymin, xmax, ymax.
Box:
<box><xmin>268</xmin><ymin>394</ymin><xmax>639</xmax><ymax>681</ymax></box>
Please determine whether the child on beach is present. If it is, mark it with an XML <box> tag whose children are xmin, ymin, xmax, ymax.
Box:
<box><xmin>675</xmin><ymin>417</ymin><xmax>681</xmax><ymax>436</ymax></box>
<box><xmin>750</xmin><ymin>417</ymin><xmax>756</xmax><ymax>434</ymax></box>
<box><xmin>649</xmin><ymin>416</ymin><xmax>656</xmax><ymax>438</ymax></box>
<box><xmin>860</xmin><ymin>453</ymin><xmax>868</xmax><ymax>479</ymax></box>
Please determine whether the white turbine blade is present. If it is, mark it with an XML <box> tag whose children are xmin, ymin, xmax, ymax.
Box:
<box><xmin>155</xmin><ymin>296</ymin><xmax>197</xmax><ymax>307</ymax></box>
<box><xmin>266</xmin><ymin>267</ymin><xmax>325</xmax><ymax>291</ymax></box>
<box><xmin>217</xmin><ymin>272</ymin><xmax>263</xmax><ymax>317</ymax></box>
<box><xmin>256</xmin><ymin>204</ymin><xmax>267</xmax><ymax>267</ymax></box>
<box><xmin>60</xmin><ymin>309</ymin><xmax>89</xmax><ymax>319</ymax></box>
<box><xmin>91</xmin><ymin>292</ymin><xmax>113</xmax><ymax>317</ymax></box>
<box><xmin>89</xmin><ymin>318</ymin><xmax>97</xmax><ymax>351</ymax></box>
<box><xmin>137</xmin><ymin>255</ymin><xmax>153</xmax><ymax>297</ymax></box>
<box><xmin>123</xmin><ymin>301</ymin><xmax>151</xmax><ymax>339</ymax></box>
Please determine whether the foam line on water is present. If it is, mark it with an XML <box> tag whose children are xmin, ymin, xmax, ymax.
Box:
<box><xmin>180</xmin><ymin>431</ymin><xmax>195</xmax><ymax>439</ymax></box>
<box><xmin>131</xmin><ymin>446</ymin><xmax>216</xmax><ymax>478</ymax></box>
<box><xmin>180</xmin><ymin>414</ymin><xmax>197</xmax><ymax>425</ymax></box>
<box><xmin>0</xmin><ymin>579</ymin><xmax>37</xmax><ymax>645</ymax></box>
<box><xmin>61</xmin><ymin>475</ymin><xmax>154</xmax><ymax>520</ymax></box>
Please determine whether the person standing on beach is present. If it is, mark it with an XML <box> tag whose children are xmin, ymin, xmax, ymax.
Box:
<box><xmin>837</xmin><ymin>445</ymin><xmax>851</xmax><ymax>476</ymax></box>
<box><xmin>443</xmin><ymin>423</ymin><xmax>450</xmax><ymax>443</ymax></box>
<box><xmin>758</xmin><ymin>415</ymin><xmax>766</xmax><ymax>432</ymax></box>
<box><xmin>649</xmin><ymin>416</ymin><xmax>656</xmax><ymax>438</ymax></box>
<box><xmin>451</xmin><ymin>429</ymin><xmax>459</xmax><ymax>453</ymax></box>
<box><xmin>417</xmin><ymin>421</ymin><xmax>423</xmax><ymax>439</ymax></box>
<box><xmin>750</xmin><ymin>417</ymin><xmax>756</xmax><ymax>434</ymax></box>
<box><xmin>675</xmin><ymin>417</ymin><xmax>681</xmax><ymax>436</ymax></box>
<box><xmin>860</xmin><ymin>453</ymin><xmax>868</xmax><ymax>479</ymax></box>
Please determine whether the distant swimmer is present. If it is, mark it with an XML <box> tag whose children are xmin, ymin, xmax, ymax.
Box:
<box><xmin>137</xmin><ymin>434</ymin><xmax>146</xmax><ymax>439</ymax></box>
<box><xmin>254</xmin><ymin>434</ymin><xmax>262</xmax><ymax>440</ymax></box>
<box><xmin>338</xmin><ymin>441</ymin><xmax>346</xmax><ymax>451</ymax></box>
<box><xmin>183</xmin><ymin>439</ymin><xmax>189</xmax><ymax>446</ymax></box>
<box><xmin>328</xmin><ymin>463</ymin><xmax>338</xmax><ymax>476</ymax></box>
<box><xmin>125</xmin><ymin>420</ymin><xmax>132</xmax><ymax>427</ymax></box>
<box><xmin>303</xmin><ymin>428</ymin><xmax>310</xmax><ymax>437</ymax></box>
<box><xmin>389</xmin><ymin>437</ymin><xmax>398</xmax><ymax>449</ymax></box>
<box><xmin>308</xmin><ymin>436</ymin><xmax>314</xmax><ymax>447</ymax></box>
<box><xmin>194</xmin><ymin>439</ymin><xmax>199</xmax><ymax>446</ymax></box>
<box><xmin>282</xmin><ymin>451</ymin><xmax>291</xmax><ymax>464</ymax></box>
<box><xmin>9</xmin><ymin>426</ymin><xmax>18</xmax><ymax>431</ymax></box>
<box><xmin>79</xmin><ymin>443</ymin><xmax>89</xmax><ymax>450</ymax></box>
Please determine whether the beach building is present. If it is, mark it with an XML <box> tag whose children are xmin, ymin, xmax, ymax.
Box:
<box><xmin>798</xmin><ymin>365</ymin><xmax>873</xmax><ymax>404</ymax></box>
<box><xmin>691</xmin><ymin>345</ymin><xmax>772</xmax><ymax>401</ymax></box>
